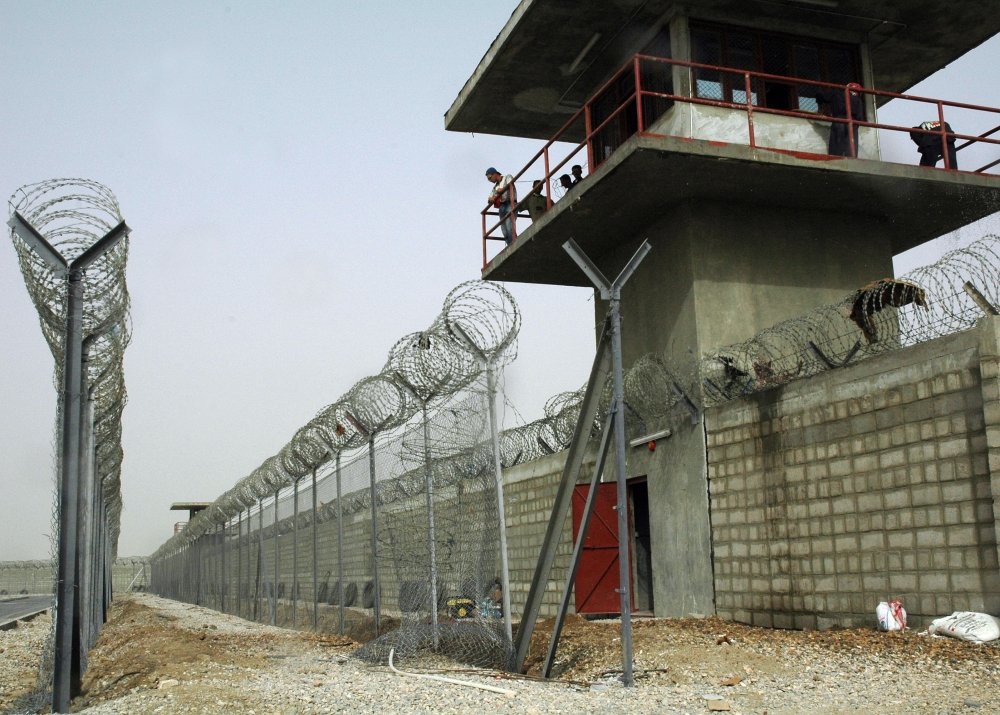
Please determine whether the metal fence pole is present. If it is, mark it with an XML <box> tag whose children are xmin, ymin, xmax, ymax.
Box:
<box><xmin>486</xmin><ymin>364</ymin><xmax>513</xmax><ymax>641</ymax></box>
<box><xmin>447</xmin><ymin>323</ymin><xmax>513</xmax><ymax>643</ymax></box>
<box><xmin>336</xmin><ymin>453</ymin><xmax>345</xmax><ymax>635</ymax></box>
<box><xmin>52</xmin><ymin>268</ymin><xmax>84</xmax><ymax>712</ymax></box>
<box><xmin>311</xmin><ymin>467</ymin><xmax>319</xmax><ymax>630</ymax></box>
<box><xmin>292</xmin><ymin>478</ymin><xmax>300</xmax><ymax>628</ymax></box>
<box><xmin>237</xmin><ymin>510</ymin><xmax>243</xmax><ymax>617</ymax></box>
<box><xmin>272</xmin><ymin>488</ymin><xmax>279</xmax><ymax>626</ymax></box>
<box><xmin>562</xmin><ymin>238</ymin><xmax>650</xmax><ymax>687</ymax></box>
<box><xmin>8</xmin><ymin>210</ymin><xmax>128</xmax><ymax>713</ymax></box>
<box><xmin>196</xmin><ymin>536</ymin><xmax>203</xmax><ymax>606</ymax></box>
<box><xmin>421</xmin><ymin>402</ymin><xmax>440</xmax><ymax>648</ymax></box>
<box><xmin>367</xmin><ymin>435</ymin><xmax>381</xmax><ymax>634</ymax></box>
<box><xmin>257</xmin><ymin>499</ymin><xmax>264</xmax><ymax>621</ymax></box>
<box><xmin>220</xmin><ymin>521</ymin><xmax>227</xmax><ymax>613</ymax></box>
<box><xmin>77</xmin><ymin>358</ymin><xmax>95</xmax><ymax>664</ymax></box>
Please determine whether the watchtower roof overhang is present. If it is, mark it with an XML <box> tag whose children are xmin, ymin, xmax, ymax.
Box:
<box><xmin>481</xmin><ymin>135</ymin><xmax>1000</xmax><ymax>286</ymax></box>
<box><xmin>446</xmin><ymin>0</ymin><xmax>1000</xmax><ymax>140</ymax></box>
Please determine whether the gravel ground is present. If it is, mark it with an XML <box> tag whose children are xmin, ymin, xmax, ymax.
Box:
<box><xmin>0</xmin><ymin>609</ymin><xmax>50</xmax><ymax>712</ymax></box>
<box><xmin>3</xmin><ymin>594</ymin><xmax>1000</xmax><ymax>714</ymax></box>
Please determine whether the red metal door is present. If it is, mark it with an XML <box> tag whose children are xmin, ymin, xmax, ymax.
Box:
<box><xmin>572</xmin><ymin>483</ymin><xmax>631</xmax><ymax>614</ymax></box>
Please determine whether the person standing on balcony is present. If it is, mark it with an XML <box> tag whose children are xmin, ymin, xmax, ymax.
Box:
<box><xmin>486</xmin><ymin>167</ymin><xmax>517</xmax><ymax>246</ymax></box>
<box><xmin>558</xmin><ymin>174</ymin><xmax>574</xmax><ymax>197</ymax></box>
<box><xmin>571</xmin><ymin>164</ymin><xmax>585</xmax><ymax>185</ymax></box>
<box><xmin>526</xmin><ymin>180</ymin><xmax>548</xmax><ymax>221</ymax></box>
<box><xmin>910</xmin><ymin>121</ymin><xmax>958</xmax><ymax>169</ymax></box>
<box><xmin>817</xmin><ymin>82</ymin><xmax>863</xmax><ymax>157</ymax></box>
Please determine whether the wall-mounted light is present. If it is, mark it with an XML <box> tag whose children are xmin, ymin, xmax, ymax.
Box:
<box><xmin>629</xmin><ymin>428</ymin><xmax>672</xmax><ymax>449</ymax></box>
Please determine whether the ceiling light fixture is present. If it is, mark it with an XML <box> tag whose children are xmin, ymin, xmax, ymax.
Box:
<box><xmin>565</xmin><ymin>33</ymin><xmax>602</xmax><ymax>75</ymax></box>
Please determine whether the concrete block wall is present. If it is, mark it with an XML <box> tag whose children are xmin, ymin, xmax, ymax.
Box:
<box><xmin>708</xmin><ymin>317</ymin><xmax>1000</xmax><ymax>629</ymax></box>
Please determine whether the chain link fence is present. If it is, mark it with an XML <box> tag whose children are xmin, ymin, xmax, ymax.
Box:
<box><xmin>151</xmin><ymin>281</ymin><xmax>522</xmax><ymax>669</ymax></box>
<box><xmin>0</xmin><ymin>558</ymin><xmax>148</xmax><ymax>597</ymax></box>
<box><xmin>149</xmin><ymin>235</ymin><xmax>997</xmax><ymax>673</ymax></box>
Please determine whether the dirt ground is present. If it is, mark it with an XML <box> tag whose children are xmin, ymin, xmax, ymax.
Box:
<box><xmin>525</xmin><ymin>612</ymin><xmax>1000</xmax><ymax>682</ymax></box>
<box><xmin>14</xmin><ymin>596</ymin><xmax>1000</xmax><ymax>713</ymax></box>
<box><xmin>73</xmin><ymin>599</ymin><xmax>353</xmax><ymax>712</ymax></box>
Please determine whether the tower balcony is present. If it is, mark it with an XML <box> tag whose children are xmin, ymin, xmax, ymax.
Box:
<box><xmin>481</xmin><ymin>54</ymin><xmax>1000</xmax><ymax>286</ymax></box>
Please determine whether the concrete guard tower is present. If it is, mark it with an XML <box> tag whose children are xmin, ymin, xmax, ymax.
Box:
<box><xmin>446</xmin><ymin>1</ymin><xmax>1000</xmax><ymax>617</ymax></box>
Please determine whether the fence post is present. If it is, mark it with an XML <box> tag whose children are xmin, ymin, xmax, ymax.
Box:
<box><xmin>292</xmin><ymin>477</ymin><xmax>300</xmax><ymax>628</ymax></box>
<box><xmin>311</xmin><ymin>467</ymin><xmax>319</xmax><ymax>630</ymax></box>
<box><xmin>335</xmin><ymin>453</ymin><xmax>345</xmax><ymax>635</ymax></box>
<box><xmin>272</xmin><ymin>488</ymin><xmax>279</xmax><ymax>626</ymax></box>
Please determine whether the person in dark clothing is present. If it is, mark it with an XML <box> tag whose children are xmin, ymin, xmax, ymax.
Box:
<box><xmin>571</xmin><ymin>164</ymin><xmax>585</xmax><ymax>185</ymax></box>
<box><xmin>909</xmin><ymin>121</ymin><xmax>958</xmax><ymax>169</ymax></box>
<box><xmin>816</xmin><ymin>82</ymin><xmax>863</xmax><ymax>157</ymax></box>
<box><xmin>558</xmin><ymin>174</ymin><xmax>574</xmax><ymax>195</ymax></box>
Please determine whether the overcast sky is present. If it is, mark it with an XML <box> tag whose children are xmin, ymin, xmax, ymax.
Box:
<box><xmin>1</xmin><ymin>2</ymin><xmax>998</xmax><ymax>561</ymax></box>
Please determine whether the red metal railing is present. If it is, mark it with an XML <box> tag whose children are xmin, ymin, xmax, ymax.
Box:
<box><xmin>481</xmin><ymin>53</ymin><xmax>1000</xmax><ymax>269</ymax></box>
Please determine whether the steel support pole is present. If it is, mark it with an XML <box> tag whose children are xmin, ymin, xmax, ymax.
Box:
<box><xmin>311</xmin><ymin>467</ymin><xmax>319</xmax><ymax>630</ymax></box>
<box><xmin>272</xmin><ymin>488</ymin><xmax>279</xmax><ymax>626</ymax></box>
<box><xmin>221</xmin><ymin>521</ymin><xmax>227</xmax><ymax>613</ymax></box>
<box><xmin>237</xmin><ymin>510</ymin><xmax>243</xmax><ymax>617</ymax></box>
<box><xmin>77</xmin><ymin>364</ymin><xmax>95</xmax><ymax>664</ymax></box>
<box><xmin>610</xmin><ymin>275</ymin><xmax>635</xmax><ymax>687</ymax></box>
<box><xmin>257</xmin><ymin>500</ymin><xmax>264</xmax><ymax>621</ymax></box>
<box><xmin>513</xmin><ymin>325</ymin><xmax>613</xmax><ymax>673</ymax></box>
<box><xmin>486</xmin><ymin>366</ymin><xmax>513</xmax><ymax>643</ymax></box>
<box><xmin>292</xmin><ymin>478</ymin><xmax>300</xmax><ymax>628</ymax></box>
<box><xmin>196</xmin><ymin>536</ymin><xmax>203</xmax><ymax>606</ymax></box>
<box><xmin>561</xmin><ymin>238</ymin><xmax>650</xmax><ymax>687</ymax></box>
<box><xmin>246</xmin><ymin>507</ymin><xmax>252</xmax><ymax>617</ymax></box>
<box><xmin>542</xmin><ymin>406</ymin><xmax>616</xmax><ymax>678</ymax></box>
<box><xmin>367</xmin><ymin>436</ymin><xmax>381</xmax><ymax>634</ymax></box>
<box><xmin>447</xmin><ymin>320</ymin><xmax>514</xmax><ymax>645</ymax></box>
<box><xmin>88</xmin><ymin>431</ymin><xmax>101</xmax><ymax>647</ymax></box>
<box><xmin>336</xmin><ymin>453</ymin><xmax>345</xmax><ymax>635</ymax></box>
<box><xmin>52</xmin><ymin>270</ymin><xmax>84</xmax><ymax>713</ymax></box>
<box><xmin>421</xmin><ymin>402</ymin><xmax>440</xmax><ymax>648</ymax></box>
<box><xmin>6</xmin><ymin>212</ymin><xmax>130</xmax><ymax>715</ymax></box>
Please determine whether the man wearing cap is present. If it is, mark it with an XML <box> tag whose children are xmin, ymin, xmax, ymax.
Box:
<box><xmin>485</xmin><ymin>167</ymin><xmax>517</xmax><ymax>245</ymax></box>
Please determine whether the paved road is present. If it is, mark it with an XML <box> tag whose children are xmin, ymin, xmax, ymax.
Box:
<box><xmin>0</xmin><ymin>595</ymin><xmax>52</xmax><ymax>626</ymax></box>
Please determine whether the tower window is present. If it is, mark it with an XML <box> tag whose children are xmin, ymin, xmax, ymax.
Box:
<box><xmin>690</xmin><ymin>23</ymin><xmax>861</xmax><ymax>112</ymax></box>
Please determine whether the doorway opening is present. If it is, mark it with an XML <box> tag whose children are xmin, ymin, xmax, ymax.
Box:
<box><xmin>630</xmin><ymin>479</ymin><xmax>653</xmax><ymax>613</ymax></box>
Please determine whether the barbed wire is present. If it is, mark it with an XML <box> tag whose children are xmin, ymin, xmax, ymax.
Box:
<box><xmin>699</xmin><ymin>235</ymin><xmax>998</xmax><ymax>407</ymax></box>
<box><xmin>169</xmin><ymin>235</ymin><xmax>998</xmax><ymax>550</ymax></box>
<box><xmin>149</xmin><ymin>233</ymin><xmax>996</xmax><ymax>670</ymax></box>
<box><xmin>8</xmin><ymin>179</ymin><xmax>131</xmax><ymax>554</ymax></box>
<box><xmin>151</xmin><ymin>280</ymin><xmax>521</xmax><ymax>559</ymax></box>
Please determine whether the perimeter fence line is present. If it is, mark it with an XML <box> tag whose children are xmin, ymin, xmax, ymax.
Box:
<box><xmin>0</xmin><ymin>558</ymin><xmax>149</xmax><ymax>597</ymax></box>
<box><xmin>7</xmin><ymin>178</ymin><xmax>133</xmax><ymax>713</ymax></box>
<box><xmin>148</xmin><ymin>235</ymin><xmax>998</xmax><ymax>672</ymax></box>
<box><xmin>151</xmin><ymin>281</ymin><xmax>524</xmax><ymax>669</ymax></box>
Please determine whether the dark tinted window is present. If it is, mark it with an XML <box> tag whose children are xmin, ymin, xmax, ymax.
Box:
<box><xmin>690</xmin><ymin>23</ymin><xmax>860</xmax><ymax>111</ymax></box>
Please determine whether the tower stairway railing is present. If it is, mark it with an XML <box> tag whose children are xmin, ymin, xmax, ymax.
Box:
<box><xmin>482</xmin><ymin>53</ymin><xmax>1000</xmax><ymax>269</ymax></box>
